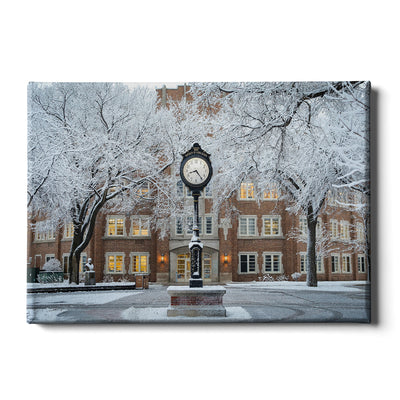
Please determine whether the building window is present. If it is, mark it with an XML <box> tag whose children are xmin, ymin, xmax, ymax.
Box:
<box><xmin>205</xmin><ymin>216</ymin><xmax>213</xmax><ymax>235</ymax></box>
<box><xmin>176</xmin><ymin>217</ymin><xmax>183</xmax><ymax>235</ymax></box>
<box><xmin>34</xmin><ymin>221</ymin><xmax>56</xmax><ymax>241</ymax></box>
<box><xmin>107</xmin><ymin>216</ymin><xmax>125</xmax><ymax>236</ymax></box>
<box><xmin>137</xmin><ymin>182</ymin><xmax>150</xmax><ymax>197</ymax></box>
<box><xmin>239</xmin><ymin>253</ymin><xmax>257</xmax><ymax>273</ymax></box>
<box><xmin>240</xmin><ymin>182</ymin><xmax>255</xmax><ymax>200</ymax></box>
<box><xmin>177</xmin><ymin>180</ymin><xmax>184</xmax><ymax>196</ymax></box>
<box><xmin>342</xmin><ymin>254</ymin><xmax>352</xmax><ymax>273</ymax></box>
<box><xmin>263</xmin><ymin>215</ymin><xmax>281</xmax><ymax>236</ymax></box>
<box><xmin>300</xmin><ymin>253</ymin><xmax>323</xmax><ymax>273</ymax></box>
<box><xmin>45</xmin><ymin>254</ymin><xmax>55</xmax><ymax>263</ymax></box>
<box><xmin>358</xmin><ymin>254</ymin><xmax>366</xmax><ymax>273</ymax></box>
<box><xmin>330</xmin><ymin>219</ymin><xmax>339</xmax><ymax>239</ymax></box>
<box><xmin>263</xmin><ymin>186</ymin><xmax>279</xmax><ymax>200</ymax></box>
<box><xmin>205</xmin><ymin>184</ymin><xmax>212</xmax><ymax>197</ymax></box>
<box><xmin>131</xmin><ymin>253</ymin><xmax>149</xmax><ymax>274</ymax></box>
<box><xmin>263</xmin><ymin>253</ymin><xmax>282</xmax><ymax>273</ymax></box>
<box><xmin>64</xmin><ymin>222</ymin><xmax>74</xmax><ymax>239</ymax></box>
<box><xmin>106</xmin><ymin>253</ymin><xmax>124</xmax><ymax>273</ymax></box>
<box><xmin>356</xmin><ymin>222</ymin><xmax>365</xmax><ymax>242</ymax></box>
<box><xmin>299</xmin><ymin>216</ymin><xmax>307</xmax><ymax>236</ymax></box>
<box><xmin>63</xmin><ymin>254</ymin><xmax>69</xmax><ymax>273</ymax></box>
<box><xmin>340</xmin><ymin>220</ymin><xmax>350</xmax><ymax>240</ymax></box>
<box><xmin>131</xmin><ymin>216</ymin><xmax>150</xmax><ymax>237</ymax></box>
<box><xmin>239</xmin><ymin>216</ymin><xmax>257</xmax><ymax>236</ymax></box>
<box><xmin>331</xmin><ymin>254</ymin><xmax>340</xmax><ymax>273</ymax></box>
<box><xmin>79</xmin><ymin>253</ymin><xmax>87</xmax><ymax>273</ymax></box>
<box><xmin>186</xmin><ymin>216</ymin><xmax>202</xmax><ymax>235</ymax></box>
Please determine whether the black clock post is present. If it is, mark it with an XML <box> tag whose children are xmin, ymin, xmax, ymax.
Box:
<box><xmin>179</xmin><ymin>143</ymin><xmax>213</xmax><ymax>288</ymax></box>
<box><xmin>167</xmin><ymin>143</ymin><xmax>226</xmax><ymax>317</ymax></box>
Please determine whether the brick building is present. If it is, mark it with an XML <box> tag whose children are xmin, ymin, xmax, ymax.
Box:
<box><xmin>27</xmin><ymin>85</ymin><xmax>368</xmax><ymax>284</ymax></box>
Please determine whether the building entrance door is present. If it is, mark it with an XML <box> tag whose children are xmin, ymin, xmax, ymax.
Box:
<box><xmin>176</xmin><ymin>253</ymin><xmax>212</xmax><ymax>283</ymax></box>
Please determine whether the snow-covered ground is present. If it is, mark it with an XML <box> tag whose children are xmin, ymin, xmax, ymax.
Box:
<box><xmin>226</xmin><ymin>280</ymin><xmax>368</xmax><ymax>292</ymax></box>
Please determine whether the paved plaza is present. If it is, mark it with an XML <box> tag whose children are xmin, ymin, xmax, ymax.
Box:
<box><xmin>27</xmin><ymin>281</ymin><xmax>370</xmax><ymax>324</ymax></box>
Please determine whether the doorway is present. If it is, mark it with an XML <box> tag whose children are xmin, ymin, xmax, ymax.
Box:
<box><xmin>176</xmin><ymin>253</ymin><xmax>212</xmax><ymax>283</ymax></box>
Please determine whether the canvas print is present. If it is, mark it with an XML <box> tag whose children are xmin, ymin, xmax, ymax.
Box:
<box><xmin>27</xmin><ymin>82</ymin><xmax>370</xmax><ymax>323</ymax></box>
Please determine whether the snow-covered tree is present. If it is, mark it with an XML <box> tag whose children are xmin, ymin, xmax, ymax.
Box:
<box><xmin>191</xmin><ymin>82</ymin><xmax>369</xmax><ymax>286</ymax></box>
<box><xmin>28</xmin><ymin>83</ymin><xmax>176</xmax><ymax>284</ymax></box>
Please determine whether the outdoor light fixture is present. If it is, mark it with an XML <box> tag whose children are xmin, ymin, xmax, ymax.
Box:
<box><xmin>224</xmin><ymin>253</ymin><xmax>228</xmax><ymax>264</ymax></box>
<box><xmin>161</xmin><ymin>253</ymin><xmax>165</xmax><ymax>264</ymax></box>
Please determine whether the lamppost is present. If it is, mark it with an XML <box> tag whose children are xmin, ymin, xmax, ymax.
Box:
<box><xmin>180</xmin><ymin>143</ymin><xmax>213</xmax><ymax>288</ymax></box>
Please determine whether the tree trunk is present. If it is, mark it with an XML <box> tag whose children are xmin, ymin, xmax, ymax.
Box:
<box><xmin>306</xmin><ymin>210</ymin><xmax>318</xmax><ymax>287</ymax></box>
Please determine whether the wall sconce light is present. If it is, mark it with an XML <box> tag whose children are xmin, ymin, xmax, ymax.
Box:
<box><xmin>161</xmin><ymin>253</ymin><xmax>165</xmax><ymax>264</ymax></box>
<box><xmin>224</xmin><ymin>253</ymin><xmax>228</xmax><ymax>264</ymax></box>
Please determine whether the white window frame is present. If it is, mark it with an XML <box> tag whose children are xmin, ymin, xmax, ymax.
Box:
<box><xmin>106</xmin><ymin>215</ymin><xmax>126</xmax><ymax>237</ymax></box>
<box><xmin>130</xmin><ymin>252</ymin><xmax>150</xmax><ymax>274</ymax></box>
<box><xmin>239</xmin><ymin>182</ymin><xmax>255</xmax><ymax>200</ymax></box>
<box><xmin>263</xmin><ymin>252</ymin><xmax>283</xmax><ymax>274</ymax></box>
<box><xmin>45</xmin><ymin>254</ymin><xmax>55</xmax><ymax>263</ymax></box>
<box><xmin>34</xmin><ymin>221</ymin><xmax>56</xmax><ymax>242</ymax></box>
<box><xmin>356</xmin><ymin>222</ymin><xmax>365</xmax><ymax>242</ymax></box>
<box><xmin>79</xmin><ymin>253</ymin><xmax>88</xmax><ymax>273</ymax></box>
<box><xmin>330</xmin><ymin>219</ymin><xmax>339</xmax><ymax>239</ymax></box>
<box><xmin>64</xmin><ymin>222</ymin><xmax>74</xmax><ymax>239</ymax></box>
<box><xmin>205</xmin><ymin>215</ymin><xmax>213</xmax><ymax>235</ymax></box>
<box><xmin>331</xmin><ymin>253</ymin><xmax>340</xmax><ymax>273</ymax></box>
<box><xmin>105</xmin><ymin>252</ymin><xmax>125</xmax><ymax>274</ymax></box>
<box><xmin>175</xmin><ymin>217</ymin><xmax>184</xmax><ymax>235</ymax></box>
<box><xmin>262</xmin><ymin>215</ymin><xmax>282</xmax><ymax>237</ymax></box>
<box><xmin>300</xmin><ymin>253</ymin><xmax>323</xmax><ymax>274</ymax></box>
<box><xmin>131</xmin><ymin>216</ymin><xmax>150</xmax><ymax>237</ymax></box>
<box><xmin>357</xmin><ymin>254</ymin><xmax>366</xmax><ymax>273</ymax></box>
<box><xmin>238</xmin><ymin>252</ymin><xmax>258</xmax><ymax>274</ymax></box>
<box><xmin>340</xmin><ymin>220</ymin><xmax>350</xmax><ymax>241</ymax></box>
<box><xmin>238</xmin><ymin>216</ymin><xmax>257</xmax><ymax>237</ymax></box>
<box><xmin>342</xmin><ymin>254</ymin><xmax>352</xmax><ymax>273</ymax></box>
<box><xmin>262</xmin><ymin>186</ymin><xmax>279</xmax><ymax>200</ymax></box>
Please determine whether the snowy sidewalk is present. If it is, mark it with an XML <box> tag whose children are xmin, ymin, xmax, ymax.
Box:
<box><xmin>27</xmin><ymin>281</ymin><xmax>370</xmax><ymax>324</ymax></box>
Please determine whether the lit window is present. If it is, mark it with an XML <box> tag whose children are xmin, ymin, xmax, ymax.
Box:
<box><xmin>138</xmin><ymin>182</ymin><xmax>150</xmax><ymax>197</ymax></box>
<box><xmin>240</xmin><ymin>182</ymin><xmax>255</xmax><ymax>200</ymax></box>
<box><xmin>356</xmin><ymin>222</ymin><xmax>365</xmax><ymax>241</ymax></box>
<box><xmin>342</xmin><ymin>254</ymin><xmax>351</xmax><ymax>273</ymax></box>
<box><xmin>239</xmin><ymin>216</ymin><xmax>257</xmax><ymax>236</ymax></box>
<box><xmin>340</xmin><ymin>221</ymin><xmax>350</xmax><ymax>240</ymax></box>
<box><xmin>263</xmin><ymin>187</ymin><xmax>279</xmax><ymax>200</ymax></box>
<box><xmin>35</xmin><ymin>221</ymin><xmax>56</xmax><ymax>241</ymax></box>
<box><xmin>330</xmin><ymin>220</ymin><xmax>339</xmax><ymax>239</ymax></box>
<box><xmin>131</xmin><ymin>253</ymin><xmax>149</xmax><ymax>273</ymax></box>
<box><xmin>131</xmin><ymin>216</ymin><xmax>150</xmax><ymax>236</ymax></box>
<box><xmin>107</xmin><ymin>253</ymin><xmax>124</xmax><ymax>273</ymax></box>
<box><xmin>107</xmin><ymin>216</ymin><xmax>125</xmax><ymax>236</ymax></box>
<box><xmin>264</xmin><ymin>253</ymin><xmax>282</xmax><ymax>273</ymax></box>
<box><xmin>79</xmin><ymin>253</ymin><xmax>87</xmax><ymax>273</ymax></box>
<box><xmin>239</xmin><ymin>253</ymin><xmax>257</xmax><ymax>273</ymax></box>
<box><xmin>64</xmin><ymin>222</ymin><xmax>74</xmax><ymax>239</ymax></box>
<box><xmin>263</xmin><ymin>216</ymin><xmax>281</xmax><ymax>236</ymax></box>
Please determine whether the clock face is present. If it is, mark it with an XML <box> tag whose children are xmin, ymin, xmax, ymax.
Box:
<box><xmin>182</xmin><ymin>156</ymin><xmax>210</xmax><ymax>186</ymax></box>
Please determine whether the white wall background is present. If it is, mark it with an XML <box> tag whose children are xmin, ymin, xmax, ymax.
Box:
<box><xmin>1</xmin><ymin>1</ymin><xmax>397</xmax><ymax>399</ymax></box>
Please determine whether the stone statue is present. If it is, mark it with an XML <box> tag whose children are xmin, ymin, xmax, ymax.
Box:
<box><xmin>85</xmin><ymin>258</ymin><xmax>94</xmax><ymax>271</ymax></box>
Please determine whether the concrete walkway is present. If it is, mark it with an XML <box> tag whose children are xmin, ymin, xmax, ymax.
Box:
<box><xmin>26</xmin><ymin>282</ymin><xmax>370</xmax><ymax>324</ymax></box>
